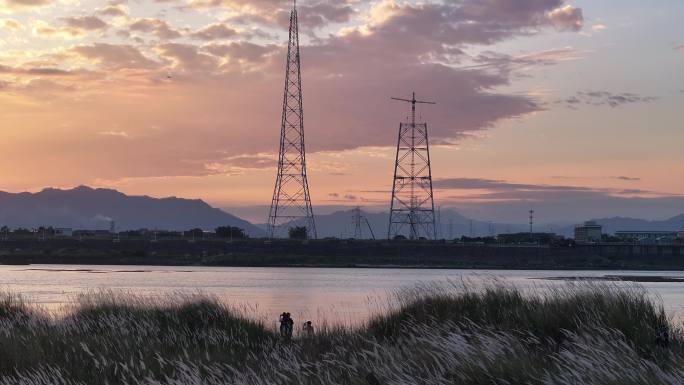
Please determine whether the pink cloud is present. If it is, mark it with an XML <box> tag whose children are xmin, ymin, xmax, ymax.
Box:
<box><xmin>1</xmin><ymin>0</ymin><xmax>585</xmax><ymax>183</ymax></box>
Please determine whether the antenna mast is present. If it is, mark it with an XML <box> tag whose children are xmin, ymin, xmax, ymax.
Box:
<box><xmin>388</xmin><ymin>92</ymin><xmax>437</xmax><ymax>240</ymax></box>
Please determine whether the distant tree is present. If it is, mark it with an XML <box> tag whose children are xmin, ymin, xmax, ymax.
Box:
<box><xmin>37</xmin><ymin>226</ymin><xmax>55</xmax><ymax>237</ymax></box>
<box><xmin>186</xmin><ymin>228</ymin><xmax>204</xmax><ymax>239</ymax></box>
<box><xmin>215</xmin><ymin>226</ymin><xmax>247</xmax><ymax>240</ymax></box>
<box><xmin>393</xmin><ymin>235</ymin><xmax>407</xmax><ymax>240</ymax></box>
<box><xmin>13</xmin><ymin>228</ymin><xmax>32</xmax><ymax>235</ymax></box>
<box><xmin>288</xmin><ymin>226</ymin><xmax>308</xmax><ymax>240</ymax></box>
<box><xmin>601</xmin><ymin>234</ymin><xmax>622</xmax><ymax>243</ymax></box>
<box><xmin>460</xmin><ymin>236</ymin><xmax>497</xmax><ymax>244</ymax></box>
<box><xmin>121</xmin><ymin>230</ymin><xmax>142</xmax><ymax>237</ymax></box>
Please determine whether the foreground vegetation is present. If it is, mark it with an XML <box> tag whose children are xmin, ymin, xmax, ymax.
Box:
<box><xmin>0</xmin><ymin>283</ymin><xmax>681</xmax><ymax>384</ymax></box>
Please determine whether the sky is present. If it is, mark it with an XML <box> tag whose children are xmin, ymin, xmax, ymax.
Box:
<box><xmin>0</xmin><ymin>0</ymin><xmax>682</xmax><ymax>224</ymax></box>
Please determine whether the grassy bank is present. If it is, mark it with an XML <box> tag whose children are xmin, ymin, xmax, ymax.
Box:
<box><xmin>0</xmin><ymin>284</ymin><xmax>681</xmax><ymax>384</ymax></box>
<box><xmin>2</xmin><ymin>238</ymin><xmax>684</xmax><ymax>270</ymax></box>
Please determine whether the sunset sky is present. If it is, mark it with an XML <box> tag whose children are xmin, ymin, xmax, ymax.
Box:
<box><xmin>1</xmin><ymin>0</ymin><xmax>682</xmax><ymax>224</ymax></box>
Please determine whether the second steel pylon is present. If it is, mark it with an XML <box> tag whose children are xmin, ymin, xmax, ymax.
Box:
<box><xmin>267</xmin><ymin>1</ymin><xmax>317</xmax><ymax>239</ymax></box>
<box><xmin>388</xmin><ymin>92</ymin><xmax>437</xmax><ymax>240</ymax></box>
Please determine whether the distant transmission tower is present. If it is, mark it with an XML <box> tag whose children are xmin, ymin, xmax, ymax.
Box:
<box><xmin>351</xmin><ymin>206</ymin><xmax>376</xmax><ymax>240</ymax></box>
<box><xmin>267</xmin><ymin>1</ymin><xmax>316</xmax><ymax>239</ymax></box>
<box><xmin>388</xmin><ymin>92</ymin><xmax>437</xmax><ymax>240</ymax></box>
<box><xmin>529</xmin><ymin>209</ymin><xmax>535</xmax><ymax>234</ymax></box>
<box><xmin>353</xmin><ymin>207</ymin><xmax>363</xmax><ymax>239</ymax></box>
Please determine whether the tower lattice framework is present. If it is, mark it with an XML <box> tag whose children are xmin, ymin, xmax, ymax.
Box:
<box><xmin>268</xmin><ymin>2</ymin><xmax>317</xmax><ymax>239</ymax></box>
<box><xmin>388</xmin><ymin>92</ymin><xmax>437</xmax><ymax>240</ymax></box>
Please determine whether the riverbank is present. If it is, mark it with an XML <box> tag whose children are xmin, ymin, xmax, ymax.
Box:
<box><xmin>0</xmin><ymin>238</ymin><xmax>683</xmax><ymax>270</ymax></box>
<box><xmin>0</xmin><ymin>283</ymin><xmax>680</xmax><ymax>384</ymax></box>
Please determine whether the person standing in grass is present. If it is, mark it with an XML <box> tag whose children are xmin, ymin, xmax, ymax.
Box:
<box><xmin>655</xmin><ymin>324</ymin><xmax>669</xmax><ymax>348</ymax></box>
<box><xmin>303</xmin><ymin>320</ymin><xmax>314</xmax><ymax>337</ymax></box>
<box><xmin>279</xmin><ymin>312</ymin><xmax>294</xmax><ymax>341</ymax></box>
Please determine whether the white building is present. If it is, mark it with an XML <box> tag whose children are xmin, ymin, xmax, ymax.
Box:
<box><xmin>574</xmin><ymin>221</ymin><xmax>602</xmax><ymax>243</ymax></box>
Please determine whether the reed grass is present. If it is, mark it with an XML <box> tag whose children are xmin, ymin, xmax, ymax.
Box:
<box><xmin>0</xmin><ymin>283</ymin><xmax>680</xmax><ymax>384</ymax></box>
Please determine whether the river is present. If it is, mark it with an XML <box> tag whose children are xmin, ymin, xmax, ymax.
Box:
<box><xmin>1</xmin><ymin>265</ymin><xmax>683</xmax><ymax>326</ymax></box>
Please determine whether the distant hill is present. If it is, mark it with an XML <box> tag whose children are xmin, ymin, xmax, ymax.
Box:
<box><xmin>557</xmin><ymin>214</ymin><xmax>684</xmax><ymax>237</ymax></box>
<box><xmin>0</xmin><ymin>186</ymin><xmax>266</xmax><ymax>237</ymax></box>
<box><xmin>301</xmin><ymin>209</ymin><xmax>684</xmax><ymax>239</ymax></box>
<box><xmin>284</xmin><ymin>208</ymin><xmax>528</xmax><ymax>239</ymax></box>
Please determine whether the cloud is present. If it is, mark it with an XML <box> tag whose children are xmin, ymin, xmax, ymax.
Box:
<box><xmin>71</xmin><ymin>43</ymin><xmax>159</xmax><ymax>70</ymax></box>
<box><xmin>546</xmin><ymin>5</ymin><xmax>584</xmax><ymax>32</ymax></box>
<box><xmin>1</xmin><ymin>0</ymin><xmax>51</xmax><ymax>11</ymax></box>
<box><xmin>189</xmin><ymin>23</ymin><xmax>237</xmax><ymax>41</ymax></box>
<box><xmin>552</xmin><ymin>176</ymin><xmax>641</xmax><ymax>182</ymax></box>
<box><xmin>98</xmin><ymin>4</ymin><xmax>128</xmax><ymax>17</ymax></box>
<box><xmin>591</xmin><ymin>23</ymin><xmax>606</xmax><ymax>32</ymax></box>
<box><xmin>1</xmin><ymin>0</ymin><xmax>587</xmax><ymax>183</ymax></box>
<box><xmin>434</xmin><ymin>178</ymin><xmax>595</xmax><ymax>193</ymax></box>
<box><xmin>186</xmin><ymin>0</ymin><xmax>354</xmax><ymax>30</ymax></box>
<box><xmin>129</xmin><ymin>18</ymin><xmax>182</xmax><ymax>40</ymax></box>
<box><xmin>157</xmin><ymin>43</ymin><xmax>218</xmax><ymax>72</ymax></box>
<box><xmin>0</xmin><ymin>64</ymin><xmax>74</xmax><ymax>76</ymax></box>
<box><xmin>556</xmin><ymin>91</ymin><xmax>658</xmax><ymax>109</ymax></box>
<box><xmin>32</xmin><ymin>17</ymin><xmax>108</xmax><ymax>39</ymax></box>
<box><xmin>98</xmin><ymin>130</ymin><xmax>130</xmax><ymax>139</ymax></box>
<box><xmin>434</xmin><ymin>178</ymin><xmax>678</xmax><ymax>202</ymax></box>
<box><xmin>472</xmin><ymin>47</ymin><xmax>583</xmax><ymax>74</ymax></box>
<box><xmin>203</xmin><ymin>42</ymin><xmax>278</xmax><ymax>63</ymax></box>
<box><xmin>293</xmin><ymin>2</ymin><xmax>355</xmax><ymax>29</ymax></box>
<box><xmin>203</xmin><ymin>153</ymin><xmax>277</xmax><ymax>172</ymax></box>
<box><xmin>61</xmin><ymin>16</ymin><xmax>108</xmax><ymax>31</ymax></box>
<box><xmin>0</xmin><ymin>18</ymin><xmax>23</xmax><ymax>31</ymax></box>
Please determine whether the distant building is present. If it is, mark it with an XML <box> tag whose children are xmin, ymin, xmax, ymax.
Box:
<box><xmin>54</xmin><ymin>228</ymin><xmax>73</xmax><ymax>237</ymax></box>
<box><xmin>678</xmin><ymin>230</ymin><xmax>684</xmax><ymax>241</ymax></box>
<box><xmin>615</xmin><ymin>231</ymin><xmax>678</xmax><ymax>244</ymax></box>
<box><xmin>574</xmin><ymin>221</ymin><xmax>602</xmax><ymax>243</ymax></box>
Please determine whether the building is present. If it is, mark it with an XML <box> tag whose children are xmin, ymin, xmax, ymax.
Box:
<box><xmin>54</xmin><ymin>228</ymin><xmax>73</xmax><ymax>237</ymax></box>
<box><xmin>615</xmin><ymin>231</ymin><xmax>678</xmax><ymax>244</ymax></box>
<box><xmin>678</xmin><ymin>230</ymin><xmax>684</xmax><ymax>241</ymax></box>
<box><xmin>574</xmin><ymin>221</ymin><xmax>602</xmax><ymax>243</ymax></box>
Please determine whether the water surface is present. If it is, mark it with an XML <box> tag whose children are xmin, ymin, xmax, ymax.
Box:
<box><xmin>1</xmin><ymin>265</ymin><xmax>683</xmax><ymax>325</ymax></box>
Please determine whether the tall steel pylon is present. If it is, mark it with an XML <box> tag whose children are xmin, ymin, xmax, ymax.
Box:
<box><xmin>388</xmin><ymin>92</ymin><xmax>437</xmax><ymax>240</ymax></box>
<box><xmin>268</xmin><ymin>1</ymin><xmax>317</xmax><ymax>239</ymax></box>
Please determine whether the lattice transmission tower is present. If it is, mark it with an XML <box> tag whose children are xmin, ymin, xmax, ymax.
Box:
<box><xmin>352</xmin><ymin>206</ymin><xmax>376</xmax><ymax>240</ymax></box>
<box><xmin>388</xmin><ymin>92</ymin><xmax>437</xmax><ymax>240</ymax></box>
<box><xmin>268</xmin><ymin>1</ymin><xmax>317</xmax><ymax>239</ymax></box>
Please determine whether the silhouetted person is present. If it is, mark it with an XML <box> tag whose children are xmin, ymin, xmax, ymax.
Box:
<box><xmin>656</xmin><ymin>324</ymin><xmax>669</xmax><ymax>348</ymax></box>
<box><xmin>279</xmin><ymin>312</ymin><xmax>288</xmax><ymax>337</ymax></box>
<box><xmin>279</xmin><ymin>312</ymin><xmax>294</xmax><ymax>341</ymax></box>
<box><xmin>303</xmin><ymin>320</ymin><xmax>314</xmax><ymax>337</ymax></box>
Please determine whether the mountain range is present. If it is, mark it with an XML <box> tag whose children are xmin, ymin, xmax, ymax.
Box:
<box><xmin>0</xmin><ymin>186</ymin><xmax>681</xmax><ymax>239</ymax></box>
<box><xmin>0</xmin><ymin>186</ymin><xmax>265</xmax><ymax>237</ymax></box>
<box><xmin>279</xmin><ymin>208</ymin><xmax>530</xmax><ymax>239</ymax></box>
